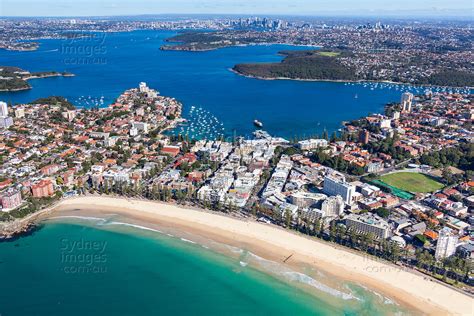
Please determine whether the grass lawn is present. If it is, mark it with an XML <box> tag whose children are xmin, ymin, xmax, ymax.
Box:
<box><xmin>317</xmin><ymin>51</ymin><xmax>341</xmax><ymax>57</ymax></box>
<box><xmin>380</xmin><ymin>172</ymin><xmax>444</xmax><ymax>193</ymax></box>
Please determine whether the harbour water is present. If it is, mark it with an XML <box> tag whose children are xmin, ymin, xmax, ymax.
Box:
<box><xmin>0</xmin><ymin>218</ymin><xmax>412</xmax><ymax>315</ymax></box>
<box><xmin>0</xmin><ymin>30</ymin><xmax>445</xmax><ymax>139</ymax></box>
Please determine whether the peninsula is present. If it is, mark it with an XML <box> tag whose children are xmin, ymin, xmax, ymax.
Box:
<box><xmin>233</xmin><ymin>50</ymin><xmax>358</xmax><ymax>81</ymax></box>
<box><xmin>232</xmin><ymin>50</ymin><xmax>474</xmax><ymax>87</ymax></box>
<box><xmin>0</xmin><ymin>66</ymin><xmax>74</xmax><ymax>92</ymax></box>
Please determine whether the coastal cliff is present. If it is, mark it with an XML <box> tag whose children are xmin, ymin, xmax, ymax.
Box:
<box><xmin>0</xmin><ymin>219</ymin><xmax>35</xmax><ymax>240</ymax></box>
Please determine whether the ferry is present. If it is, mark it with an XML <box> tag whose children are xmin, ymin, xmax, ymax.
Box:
<box><xmin>253</xmin><ymin>119</ymin><xmax>263</xmax><ymax>128</ymax></box>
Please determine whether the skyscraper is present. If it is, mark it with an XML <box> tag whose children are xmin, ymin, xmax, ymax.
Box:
<box><xmin>435</xmin><ymin>227</ymin><xmax>458</xmax><ymax>260</ymax></box>
<box><xmin>401</xmin><ymin>92</ymin><xmax>414</xmax><ymax>113</ymax></box>
<box><xmin>0</xmin><ymin>101</ymin><xmax>8</xmax><ymax>117</ymax></box>
<box><xmin>0</xmin><ymin>101</ymin><xmax>13</xmax><ymax>128</ymax></box>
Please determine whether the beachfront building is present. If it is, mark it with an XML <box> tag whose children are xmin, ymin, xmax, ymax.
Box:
<box><xmin>289</xmin><ymin>191</ymin><xmax>326</xmax><ymax>209</ymax></box>
<box><xmin>323</xmin><ymin>175</ymin><xmax>355</xmax><ymax>205</ymax></box>
<box><xmin>435</xmin><ymin>228</ymin><xmax>458</xmax><ymax>260</ymax></box>
<box><xmin>31</xmin><ymin>179</ymin><xmax>55</xmax><ymax>198</ymax></box>
<box><xmin>300</xmin><ymin>208</ymin><xmax>326</xmax><ymax>222</ymax></box>
<box><xmin>0</xmin><ymin>189</ymin><xmax>22</xmax><ymax>210</ymax></box>
<box><xmin>297</xmin><ymin>139</ymin><xmax>328</xmax><ymax>151</ymax></box>
<box><xmin>321</xmin><ymin>195</ymin><xmax>345</xmax><ymax>217</ymax></box>
<box><xmin>345</xmin><ymin>213</ymin><xmax>391</xmax><ymax>239</ymax></box>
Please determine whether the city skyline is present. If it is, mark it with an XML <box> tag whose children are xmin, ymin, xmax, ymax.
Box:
<box><xmin>1</xmin><ymin>0</ymin><xmax>472</xmax><ymax>17</ymax></box>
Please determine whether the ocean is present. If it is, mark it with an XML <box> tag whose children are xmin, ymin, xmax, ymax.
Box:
<box><xmin>0</xmin><ymin>218</ymin><xmax>411</xmax><ymax>315</ymax></box>
<box><xmin>0</xmin><ymin>29</ymin><xmax>440</xmax><ymax>139</ymax></box>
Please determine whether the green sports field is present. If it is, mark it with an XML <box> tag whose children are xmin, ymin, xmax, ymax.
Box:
<box><xmin>380</xmin><ymin>172</ymin><xmax>444</xmax><ymax>193</ymax></box>
<box><xmin>317</xmin><ymin>51</ymin><xmax>341</xmax><ymax>57</ymax></box>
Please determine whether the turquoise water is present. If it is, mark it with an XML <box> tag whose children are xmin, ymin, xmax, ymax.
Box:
<box><xmin>0</xmin><ymin>30</ymin><xmax>431</xmax><ymax>139</ymax></box>
<box><xmin>0</xmin><ymin>220</ymin><xmax>409</xmax><ymax>316</ymax></box>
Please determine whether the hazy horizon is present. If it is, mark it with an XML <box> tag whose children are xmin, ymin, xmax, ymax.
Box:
<box><xmin>0</xmin><ymin>0</ymin><xmax>472</xmax><ymax>18</ymax></box>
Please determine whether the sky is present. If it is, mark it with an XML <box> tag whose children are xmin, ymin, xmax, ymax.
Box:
<box><xmin>0</xmin><ymin>0</ymin><xmax>472</xmax><ymax>17</ymax></box>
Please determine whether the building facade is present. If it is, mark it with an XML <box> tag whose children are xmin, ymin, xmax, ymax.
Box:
<box><xmin>323</xmin><ymin>175</ymin><xmax>355</xmax><ymax>205</ymax></box>
<box><xmin>31</xmin><ymin>180</ymin><xmax>55</xmax><ymax>198</ymax></box>
<box><xmin>0</xmin><ymin>189</ymin><xmax>22</xmax><ymax>210</ymax></box>
<box><xmin>401</xmin><ymin>92</ymin><xmax>414</xmax><ymax>112</ymax></box>
<box><xmin>435</xmin><ymin>227</ymin><xmax>458</xmax><ymax>260</ymax></box>
<box><xmin>321</xmin><ymin>195</ymin><xmax>345</xmax><ymax>217</ymax></box>
<box><xmin>345</xmin><ymin>213</ymin><xmax>390</xmax><ymax>239</ymax></box>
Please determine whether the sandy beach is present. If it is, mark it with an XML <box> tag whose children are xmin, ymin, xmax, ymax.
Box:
<box><xmin>42</xmin><ymin>196</ymin><xmax>473</xmax><ymax>315</ymax></box>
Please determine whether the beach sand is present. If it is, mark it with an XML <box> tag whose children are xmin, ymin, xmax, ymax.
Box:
<box><xmin>43</xmin><ymin>196</ymin><xmax>473</xmax><ymax>315</ymax></box>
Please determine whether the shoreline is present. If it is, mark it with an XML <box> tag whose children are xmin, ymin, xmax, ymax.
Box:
<box><xmin>30</xmin><ymin>195</ymin><xmax>473</xmax><ymax>315</ymax></box>
<box><xmin>230</xmin><ymin>68</ymin><xmax>474</xmax><ymax>89</ymax></box>
<box><xmin>160</xmin><ymin>41</ymin><xmax>320</xmax><ymax>52</ymax></box>
<box><xmin>0</xmin><ymin>73</ymin><xmax>75</xmax><ymax>92</ymax></box>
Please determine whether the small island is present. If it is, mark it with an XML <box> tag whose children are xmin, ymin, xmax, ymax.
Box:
<box><xmin>0</xmin><ymin>66</ymin><xmax>74</xmax><ymax>92</ymax></box>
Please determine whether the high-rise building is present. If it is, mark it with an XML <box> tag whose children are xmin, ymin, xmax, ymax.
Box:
<box><xmin>380</xmin><ymin>118</ymin><xmax>392</xmax><ymax>129</ymax></box>
<box><xmin>323</xmin><ymin>175</ymin><xmax>355</xmax><ymax>205</ymax></box>
<box><xmin>358</xmin><ymin>129</ymin><xmax>370</xmax><ymax>144</ymax></box>
<box><xmin>31</xmin><ymin>180</ymin><xmax>55</xmax><ymax>198</ymax></box>
<box><xmin>401</xmin><ymin>92</ymin><xmax>414</xmax><ymax>113</ymax></box>
<box><xmin>0</xmin><ymin>116</ymin><xmax>13</xmax><ymax>128</ymax></box>
<box><xmin>435</xmin><ymin>228</ymin><xmax>458</xmax><ymax>260</ymax></box>
<box><xmin>0</xmin><ymin>101</ymin><xmax>8</xmax><ymax>117</ymax></box>
<box><xmin>321</xmin><ymin>195</ymin><xmax>345</xmax><ymax>217</ymax></box>
<box><xmin>15</xmin><ymin>108</ymin><xmax>25</xmax><ymax>118</ymax></box>
<box><xmin>0</xmin><ymin>189</ymin><xmax>22</xmax><ymax>210</ymax></box>
<box><xmin>139</xmin><ymin>82</ymin><xmax>149</xmax><ymax>93</ymax></box>
<box><xmin>345</xmin><ymin>213</ymin><xmax>390</xmax><ymax>239</ymax></box>
<box><xmin>0</xmin><ymin>101</ymin><xmax>13</xmax><ymax>128</ymax></box>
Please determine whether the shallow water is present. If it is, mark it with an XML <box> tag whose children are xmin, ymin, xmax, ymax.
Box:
<box><xmin>0</xmin><ymin>216</ymin><xmax>413</xmax><ymax>315</ymax></box>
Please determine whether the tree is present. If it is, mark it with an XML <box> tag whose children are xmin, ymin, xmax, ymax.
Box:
<box><xmin>322</xmin><ymin>129</ymin><xmax>329</xmax><ymax>141</ymax></box>
<box><xmin>389</xmin><ymin>242</ymin><xmax>401</xmax><ymax>262</ymax></box>
<box><xmin>314</xmin><ymin>219</ymin><xmax>322</xmax><ymax>237</ymax></box>
<box><xmin>366</xmin><ymin>233</ymin><xmax>375</xmax><ymax>253</ymax></box>
<box><xmin>56</xmin><ymin>176</ymin><xmax>64</xmax><ymax>186</ymax></box>
<box><xmin>329</xmin><ymin>222</ymin><xmax>337</xmax><ymax>241</ymax></box>
<box><xmin>284</xmin><ymin>210</ymin><xmax>292</xmax><ymax>228</ymax></box>
<box><xmin>376</xmin><ymin>207</ymin><xmax>390</xmax><ymax>218</ymax></box>
<box><xmin>442</xmin><ymin>167</ymin><xmax>455</xmax><ymax>185</ymax></box>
